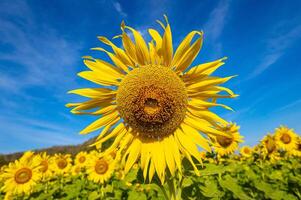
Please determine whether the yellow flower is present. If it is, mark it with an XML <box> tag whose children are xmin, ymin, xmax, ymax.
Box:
<box><xmin>71</xmin><ymin>164</ymin><xmax>84</xmax><ymax>176</ymax></box>
<box><xmin>86</xmin><ymin>155</ymin><xmax>115</xmax><ymax>184</ymax></box>
<box><xmin>261</xmin><ymin>133</ymin><xmax>280</xmax><ymax>161</ymax></box>
<box><xmin>274</xmin><ymin>125</ymin><xmax>298</xmax><ymax>152</ymax></box>
<box><xmin>1</xmin><ymin>153</ymin><xmax>41</xmax><ymax>196</ymax></box>
<box><xmin>212</xmin><ymin>123</ymin><xmax>244</xmax><ymax>156</ymax></box>
<box><xmin>52</xmin><ymin>154</ymin><xmax>72</xmax><ymax>175</ymax></box>
<box><xmin>240</xmin><ymin>146</ymin><xmax>252</xmax><ymax>158</ymax></box>
<box><xmin>67</xmin><ymin>16</ymin><xmax>236</xmax><ymax>183</ymax></box>
<box><xmin>36</xmin><ymin>152</ymin><xmax>53</xmax><ymax>180</ymax></box>
<box><xmin>290</xmin><ymin>137</ymin><xmax>301</xmax><ymax>157</ymax></box>
<box><xmin>75</xmin><ymin>151</ymin><xmax>88</xmax><ymax>167</ymax></box>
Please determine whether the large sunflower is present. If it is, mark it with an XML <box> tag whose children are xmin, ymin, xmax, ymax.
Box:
<box><xmin>211</xmin><ymin>123</ymin><xmax>243</xmax><ymax>156</ymax></box>
<box><xmin>1</xmin><ymin>154</ymin><xmax>41</xmax><ymax>196</ymax></box>
<box><xmin>67</xmin><ymin>16</ymin><xmax>236</xmax><ymax>183</ymax></box>
<box><xmin>274</xmin><ymin>125</ymin><xmax>298</xmax><ymax>152</ymax></box>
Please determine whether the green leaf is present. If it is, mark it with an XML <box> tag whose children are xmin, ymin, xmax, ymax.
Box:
<box><xmin>200</xmin><ymin>178</ymin><xmax>223</xmax><ymax>198</ymax></box>
<box><xmin>254</xmin><ymin>180</ymin><xmax>298</xmax><ymax>200</ymax></box>
<box><xmin>218</xmin><ymin>175</ymin><xmax>253</xmax><ymax>200</ymax></box>
<box><xmin>128</xmin><ymin>190</ymin><xmax>147</xmax><ymax>200</ymax></box>
<box><xmin>88</xmin><ymin>191</ymin><xmax>100</xmax><ymax>200</ymax></box>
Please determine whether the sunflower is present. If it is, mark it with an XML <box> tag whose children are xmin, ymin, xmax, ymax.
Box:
<box><xmin>71</xmin><ymin>164</ymin><xmax>84</xmax><ymax>176</ymax></box>
<box><xmin>261</xmin><ymin>133</ymin><xmax>280</xmax><ymax>161</ymax></box>
<box><xmin>212</xmin><ymin>123</ymin><xmax>243</xmax><ymax>156</ymax></box>
<box><xmin>67</xmin><ymin>16</ymin><xmax>236</xmax><ymax>183</ymax></box>
<box><xmin>86</xmin><ymin>155</ymin><xmax>115</xmax><ymax>184</ymax></box>
<box><xmin>290</xmin><ymin>137</ymin><xmax>301</xmax><ymax>157</ymax></box>
<box><xmin>1</xmin><ymin>154</ymin><xmax>41</xmax><ymax>196</ymax></box>
<box><xmin>52</xmin><ymin>154</ymin><xmax>72</xmax><ymax>175</ymax></box>
<box><xmin>274</xmin><ymin>125</ymin><xmax>298</xmax><ymax>152</ymax></box>
<box><xmin>75</xmin><ymin>151</ymin><xmax>88</xmax><ymax>167</ymax></box>
<box><xmin>36</xmin><ymin>152</ymin><xmax>53</xmax><ymax>180</ymax></box>
<box><xmin>240</xmin><ymin>146</ymin><xmax>252</xmax><ymax>158</ymax></box>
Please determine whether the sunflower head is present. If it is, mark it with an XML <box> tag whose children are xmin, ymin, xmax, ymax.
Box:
<box><xmin>53</xmin><ymin>154</ymin><xmax>72</xmax><ymax>175</ymax></box>
<box><xmin>75</xmin><ymin>152</ymin><xmax>88</xmax><ymax>167</ymax></box>
<box><xmin>67</xmin><ymin>16</ymin><xmax>237</xmax><ymax>183</ymax></box>
<box><xmin>86</xmin><ymin>155</ymin><xmax>115</xmax><ymax>184</ymax></box>
<box><xmin>36</xmin><ymin>152</ymin><xmax>53</xmax><ymax>180</ymax></box>
<box><xmin>212</xmin><ymin>122</ymin><xmax>244</xmax><ymax>156</ymax></box>
<box><xmin>274</xmin><ymin>125</ymin><xmax>298</xmax><ymax>152</ymax></box>
<box><xmin>1</xmin><ymin>154</ymin><xmax>41</xmax><ymax>196</ymax></box>
<box><xmin>260</xmin><ymin>133</ymin><xmax>280</xmax><ymax>161</ymax></box>
<box><xmin>240</xmin><ymin>146</ymin><xmax>252</xmax><ymax>158</ymax></box>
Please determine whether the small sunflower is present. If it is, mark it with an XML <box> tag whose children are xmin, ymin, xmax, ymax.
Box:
<box><xmin>212</xmin><ymin>123</ymin><xmax>244</xmax><ymax>156</ymax></box>
<box><xmin>75</xmin><ymin>152</ymin><xmax>88</xmax><ymax>167</ymax></box>
<box><xmin>274</xmin><ymin>125</ymin><xmax>298</xmax><ymax>152</ymax></box>
<box><xmin>52</xmin><ymin>154</ymin><xmax>72</xmax><ymax>175</ymax></box>
<box><xmin>240</xmin><ymin>146</ymin><xmax>252</xmax><ymax>158</ymax></box>
<box><xmin>67</xmin><ymin>16</ymin><xmax>237</xmax><ymax>183</ymax></box>
<box><xmin>1</xmin><ymin>154</ymin><xmax>41</xmax><ymax>196</ymax></box>
<box><xmin>86</xmin><ymin>155</ymin><xmax>115</xmax><ymax>184</ymax></box>
<box><xmin>291</xmin><ymin>137</ymin><xmax>301</xmax><ymax>157</ymax></box>
<box><xmin>71</xmin><ymin>164</ymin><xmax>84</xmax><ymax>176</ymax></box>
<box><xmin>36</xmin><ymin>152</ymin><xmax>53</xmax><ymax>180</ymax></box>
<box><xmin>261</xmin><ymin>133</ymin><xmax>280</xmax><ymax>161</ymax></box>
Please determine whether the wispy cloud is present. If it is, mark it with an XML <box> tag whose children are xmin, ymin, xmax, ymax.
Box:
<box><xmin>247</xmin><ymin>23</ymin><xmax>301</xmax><ymax>79</ymax></box>
<box><xmin>203</xmin><ymin>0</ymin><xmax>231</xmax><ymax>58</ymax></box>
<box><xmin>0</xmin><ymin>115</ymin><xmax>85</xmax><ymax>154</ymax></box>
<box><xmin>113</xmin><ymin>2</ymin><xmax>127</xmax><ymax>18</ymax></box>
<box><xmin>0</xmin><ymin>1</ymin><xmax>81</xmax><ymax>94</ymax></box>
<box><xmin>273</xmin><ymin>98</ymin><xmax>301</xmax><ymax>113</ymax></box>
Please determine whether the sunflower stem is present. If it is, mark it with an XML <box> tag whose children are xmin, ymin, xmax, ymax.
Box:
<box><xmin>159</xmin><ymin>184</ymin><xmax>169</xmax><ymax>200</ymax></box>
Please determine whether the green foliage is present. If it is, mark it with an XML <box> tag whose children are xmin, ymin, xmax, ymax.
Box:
<box><xmin>0</xmin><ymin>158</ymin><xmax>300</xmax><ymax>199</ymax></box>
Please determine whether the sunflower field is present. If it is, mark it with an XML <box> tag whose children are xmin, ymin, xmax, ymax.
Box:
<box><xmin>1</xmin><ymin>16</ymin><xmax>301</xmax><ymax>200</ymax></box>
<box><xmin>0</xmin><ymin>128</ymin><xmax>301</xmax><ymax>200</ymax></box>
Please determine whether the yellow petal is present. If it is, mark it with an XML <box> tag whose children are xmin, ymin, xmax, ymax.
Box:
<box><xmin>161</xmin><ymin>24</ymin><xmax>173</xmax><ymax>67</ymax></box>
<box><xmin>184</xmin><ymin>57</ymin><xmax>226</xmax><ymax>78</ymax></box>
<box><xmin>174</xmin><ymin>34</ymin><xmax>203</xmax><ymax>72</ymax></box>
<box><xmin>181</xmin><ymin>123</ymin><xmax>211</xmax><ymax>152</ymax></box>
<box><xmin>163</xmin><ymin>136</ymin><xmax>176</xmax><ymax>175</ymax></box>
<box><xmin>148</xmin><ymin>29</ymin><xmax>162</xmax><ymax>50</ymax></box>
<box><xmin>91</xmin><ymin>47</ymin><xmax>129</xmax><ymax>73</ymax></box>
<box><xmin>97</xmin><ymin>36</ymin><xmax>133</xmax><ymax>67</ymax></box>
<box><xmin>187</xmin><ymin>76</ymin><xmax>237</xmax><ymax>90</ymax></box>
<box><xmin>122</xmin><ymin>32</ymin><xmax>138</xmax><ymax>64</ymax></box>
<box><xmin>124</xmin><ymin>138</ymin><xmax>141</xmax><ymax>174</ymax></box>
<box><xmin>175</xmin><ymin>129</ymin><xmax>202</xmax><ymax>164</ymax></box>
<box><xmin>80</xmin><ymin>111</ymin><xmax>119</xmax><ymax>134</ymax></box>
<box><xmin>84</xmin><ymin>59</ymin><xmax>124</xmax><ymax>78</ymax></box>
<box><xmin>78</xmin><ymin>71</ymin><xmax>119</xmax><ymax>86</ymax></box>
<box><xmin>184</xmin><ymin>116</ymin><xmax>230</xmax><ymax>137</ymax></box>
<box><xmin>68</xmin><ymin>88</ymin><xmax>115</xmax><ymax>98</ymax></box>
<box><xmin>172</xmin><ymin>31</ymin><xmax>202</xmax><ymax>68</ymax></box>
<box><xmin>125</xmin><ymin>26</ymin><xmax>150</xmax><ymax>65</ymax></box>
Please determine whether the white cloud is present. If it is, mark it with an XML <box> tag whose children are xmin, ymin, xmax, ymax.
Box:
<box><xmin>247</xmin><ymin>23</ymin><xmax>301</xmax><ymax>79</ymax></box>
<box><xmin>113</xmin><ymin>2</ymin><xmax>127</xmax><ymax>18</ymax></box>
<box><xmin>203</xmin><ymin>0</ymin><xmax>231</xmax><ymax>58</ymax></box>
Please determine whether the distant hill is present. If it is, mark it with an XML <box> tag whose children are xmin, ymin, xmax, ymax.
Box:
<box><xmin>0</xmin><ymin>137</ymin><xmax>98</xmax><ymax>167</ymax></box>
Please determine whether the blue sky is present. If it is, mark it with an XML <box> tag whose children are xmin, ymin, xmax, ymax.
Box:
<box><xmin>0</xmin><ymin>0</ymin><xmax>300</xmax><ymax>154</ymax></box>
